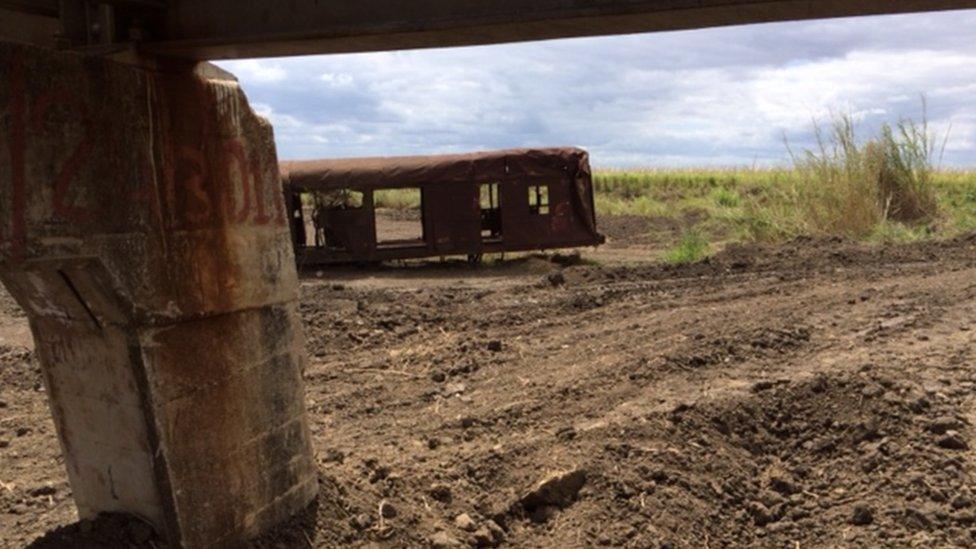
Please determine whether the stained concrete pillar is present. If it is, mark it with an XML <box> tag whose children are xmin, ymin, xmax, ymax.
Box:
<box><xmin>0</xmin><ymin>42</ymin><xmax>316</xmax><ymax>547</ymax></box>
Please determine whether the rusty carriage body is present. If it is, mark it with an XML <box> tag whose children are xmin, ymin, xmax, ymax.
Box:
<box><xmin>280</xmin><ymin>147</ymin><xmax>605</xmax><ymax>265</ymax></box>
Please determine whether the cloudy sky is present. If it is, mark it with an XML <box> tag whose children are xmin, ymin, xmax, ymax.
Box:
<box><xmin>216</xmin><ymin>10</ymin><xmax>976</xmax><ymax>168</ymax></box>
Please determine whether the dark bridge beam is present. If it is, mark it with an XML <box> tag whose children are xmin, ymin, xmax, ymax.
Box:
<box><xmin>3</xmin><ymin>0</ymin><xmax>976</xmax><ymax>59</ymax></box>
<box><xmin>153</xmin><ymin>0</ymin><xmax>976</xmax><ymax>59</ymax></box>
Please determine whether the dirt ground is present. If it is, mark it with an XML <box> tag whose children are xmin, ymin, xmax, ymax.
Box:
<box><xmin>2</xmin><ymin>217</ymin><xmax>976</xmax><ymax>548</ymax></box>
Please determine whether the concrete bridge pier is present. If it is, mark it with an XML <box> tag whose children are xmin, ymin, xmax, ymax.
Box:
<box><xmin>0</xmin><ymin>42</ymin><xmax>316</xmax><ymax>547</ymax></box>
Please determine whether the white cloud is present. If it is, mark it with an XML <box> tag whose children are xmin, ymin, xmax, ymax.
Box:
<box><xmin>220</xmin><ymin>59</ymin><xmax>287</xmax><ymax>83</ymax></box>
<box><xmin>320</xmin><ymin>72</ymin><xmax>354</xmax><ymax>87</ymax></box>
<box><xmin>215</xmin><ymin>10</ymin><xmax>976</xmax><ymax>166</ymax></box>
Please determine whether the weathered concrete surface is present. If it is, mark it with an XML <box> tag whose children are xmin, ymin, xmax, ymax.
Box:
<box><xmin>0</xmin><ymin>42</ymin><xmax>316</xmax><ymax>547</ymax></box>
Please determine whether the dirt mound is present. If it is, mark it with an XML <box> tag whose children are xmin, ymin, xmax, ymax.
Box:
<box><xmin>598</xmin><ymin>215</ymin><xmax>654</xmax><ymax>246</ymax></box>
<box><xmin>615</xmin><ymin>372</ymin><xmax>974</xmax><ymax>547</ymax></box>
<box><xmin>566</xmin><ymin>232</ymin><xmax>976</xmax><ymax>286</ymax></box>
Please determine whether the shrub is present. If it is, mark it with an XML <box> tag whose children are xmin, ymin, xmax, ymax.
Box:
<box><xmin>789</xmin><ymin>107</ymin><xmax>941</xmax><ymax>238</ymax></box>
<box><xmin>663</xmin><ymin>230</ymin><xmax>710</xmax><ymax>264</ymax></box>
<box><xmin>711</xmin><ymin>187</ymin><xmax>741</xmax><ymax>208</ymax></box>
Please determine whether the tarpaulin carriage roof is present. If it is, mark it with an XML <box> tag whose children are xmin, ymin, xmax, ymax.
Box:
<box><xmin>280</xmin><ymin>147</ymin><xmax>591</xmax><ymax>191</ymax></box>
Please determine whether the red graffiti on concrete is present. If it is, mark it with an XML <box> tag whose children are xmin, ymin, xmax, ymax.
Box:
<box><xmin>30</xmin><ymin>88</ymin><xmax>95</xmax><ymax>224</ymax></box>
<box><xmin>175</xmin><ymin>145</ymin><xmax>214</xmax><ymax>227</ymax></box>
<box><xmin>162</xmin><ymin>137</ymin><xmax>285</xmax><ymax>231</ymax></box>
<box><xmin>224</xmin><ymin>138</ymin><xmax>282</xmax><ymax>227</ymax></box>
<box><xmin>224</xmin><ymin>139</ymin><xmax>254</xmax><ymax>224</ymax></box>
<box><xmin>2</xmin><ymin>62</ymin><xmax>287</xmax><ymax>257</ymax></box>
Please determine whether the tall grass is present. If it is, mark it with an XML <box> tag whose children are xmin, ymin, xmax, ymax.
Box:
<box><xmin>787</xmin><ymin>110</ymin><xmax>942</xmax><ymax>238</ymax></box>
<box><xmin>593</xmin><ymin>167</ymin><xmax>975</xmax><ymax>244</ymax></box>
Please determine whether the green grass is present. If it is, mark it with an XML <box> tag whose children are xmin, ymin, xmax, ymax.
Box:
<box><xmin>663</xmin><ymin>230</ymin><xmax>710</xmax><ymax>264</ymax></box>
<box><xmin>594</xmin><ymin>167</ymin><xmax>976</xmax><ymax>245</ymax></box>
<box><xmin>592</xmin><ymin>167</ymin><xmax>976</xmax><ymax>256</ymax></box>
<box><xmin>592</xmin><ymin>110</ymin><xmax>975</xmax><ymax>256</ymax></box>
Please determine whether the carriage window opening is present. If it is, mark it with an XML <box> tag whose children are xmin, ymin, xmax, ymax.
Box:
<box><xmin>528</xmin><ymin>185</ymin><xmax>549</xmax><ymax>215</ymax></box>
<box><xmin>480</xmin><ymin>183</ymin><xmax>502</xmax><ymax>239</ymax></box>
<box><xmin>299</xmin><ymin>193</ymin><xmax>316</xmax><ymax>246</ymax></box>
<box><xmin>480</xmin><ymin>183</ymin><xmax>499</xmax><ymax>210</ymax></box>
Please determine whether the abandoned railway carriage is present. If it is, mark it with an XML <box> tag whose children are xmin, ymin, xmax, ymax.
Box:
<box><xmin>280</xmin><ymin>147</ymin><xmax>605</xmax><ymax>265</ymax></box>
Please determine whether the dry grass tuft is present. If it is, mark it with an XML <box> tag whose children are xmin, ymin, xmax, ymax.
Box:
<box><xmin>789</xmin><ymin>108</ymin><xmax>942</xmax><ymax>238</ymax></box>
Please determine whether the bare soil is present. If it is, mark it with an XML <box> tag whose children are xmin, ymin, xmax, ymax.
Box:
<box><xmin>2</xmin><ymin>217</ymin><xmax>976</xmax><ymax>548</ymax></box>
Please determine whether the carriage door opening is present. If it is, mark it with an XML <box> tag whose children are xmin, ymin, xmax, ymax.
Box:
<box><xmin>374</xmin><ymin>188</ymin><xmax>424</xmax><ymax>247</ymax></box>
<box><xmin>480</xmin><ymin>183</ymin><xmax>502</xmax><ymax>241</ymax></box>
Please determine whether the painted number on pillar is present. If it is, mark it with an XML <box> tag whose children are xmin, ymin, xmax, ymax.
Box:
<box><xmin>31</xmin><ymin>88</ymin><xmax>95</xmax><ymax>224</ymax></box>
<box><xmin>2</xmin><ymin>52</ymin><xmax>94</xmax><ymax>265</ymax></box>
<box><xmin>224</xmin><ymin>138</ymin><xmax>283</xmax><ymax>228</ymax></box>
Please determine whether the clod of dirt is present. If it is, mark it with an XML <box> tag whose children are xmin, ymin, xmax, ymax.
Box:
<box><xmin>937</xmin><ymin>432</ymin><xmax>969</xmax><ymax>450</ymax></box>
<box><xmin>545</xmin><ymin>271</ymin><xmax>566</xmax><ymax>287</ymax></box>
<box><xmin>519</xmin><ymin>468</ymin><xmax>587</xmax><ymax>520</ymax></box>
<box><xmin>429</xmin><ymin>530</ymin><xmax>462</xmax><ymax>547</ymax></box>
<box><xmin>482</xmin><ymin>520</ymin><xmax>506</xmax><ymax>545</ymax></box>
<box><xmin>951</xmin><ymin>496</ymin><xmax>973</xmax><ymax>510</ymax></box>
<box><xmin>668</xmin><ymin>402</ymin><xmax>694</xmax><ymax>422</ymax></box>
<box><xmin>380</xmin><ymin>501</ymin><xmax>397</xmax><ymax>519</ymax></box>
<box><xmin>850</xmin><ymin>505</ymin><xmax>874</xmax><ymax>525</ymax></box>
<box><xmin>454</xmin><ymin>513</ymin><xmax>477</xmax><ymax>531</ymax></box>
<box><xmin>429</xmin><ymin>483</ymin><xmax>452</xmax><ymax>503</ymax></box>
<box><xmin>473</xmin><ymin>526</ymin><xmax>497</xmax><ymax>548</ymax></box>
<box><xmin>430</xmin><ymin>371</ymin><xmax>447</xmax><ymax>383</ymax></box>
<box><xmin>751</xmin><ymin>380</ymin><xmax>777</xmax><ymax>393</ymax></box>
<box><xmin>861</xmin><ymin>383</ymin><xmax>886</xmax><ymax>398</ymax></box>
<box><xmin>926</xmin><ymin>416</ymin><xmax>964</xmax><ymax>435</ymax></box>
<box><xmin>745</xmin><ymin>501</ymin><xmax>774</xmax><ymax>526</ymax></box>
<box><xmin>555</xmin><ymin>426</ymin><xmax>577</xmax><ymax>440</ymax></box>
<box><xmin>29</xmin><ymin>484</ymin><xmax>57</xmax><ymax>497</ymax></box>
<box><xmin>550</xmin><ymin>251</ymin><xmax>582</xmax><ymax>267</ymax></box>
<box><xmin>368</xmin><ymin>465</ymin><xmax>390</xmax><ymax>483</ymax></box>
<box><xmin>768</xmin><ymin>475</ymin><xmax>799</xmax><ymax>496</ymax></box>
<box><xmin>899</xmin><ymin>506</ymin><xmax>933</xmax><ymax>529</ymax></box>
<box><xmin>322</xmin><ymin>449</ymin><xmax>345</xmax><ymax>463</ymax></box>
<box><xmin>487</xmin><ymin>340</ymin><xmax>503</xmax><ymax>352</ymax></box>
